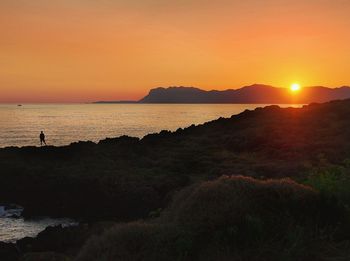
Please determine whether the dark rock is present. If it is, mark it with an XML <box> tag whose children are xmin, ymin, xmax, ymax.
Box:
<box><xmin>0</xmin><ymin>241</ymin><xmax>19</xmax><ymax>261</ymax></box>
<box><xmin>16</xmin><ymin>237</ymin><xmax>35</xmax><ymax>253</ymax></box>
<box><xmin>16</xmin><ymin>222</ymin><xmax>113</xmax><ymax>257</ymax></box>
<box><xmin>22</xmin><ymin>251</ymin><xmax>71</xmax><ymax>261</ymax></box>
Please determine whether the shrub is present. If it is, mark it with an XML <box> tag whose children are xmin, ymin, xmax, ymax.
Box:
<box><xmin>305</xmin><ymin>161</ymin><xmax>350</xmax><ymax>210</ymax></box>
<box><xmin>77</xmin><ymin>176</ymin><xmax>343</xmax><ymax>261</ymax></box>
<box><xmin>161</xmin><ymin>176</ymin><xmax>330</xmax><ymax>257</ymax></box>
<box><xmin>76</xmin><ymin>222</ymin><xmax>193</xmax><ymax>261</ymax></box>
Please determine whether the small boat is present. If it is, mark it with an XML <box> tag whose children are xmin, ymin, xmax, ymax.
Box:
<box><xmin>17</xmin><ymin>104</ymin><xmax>22</xmax><ymax>107</ymax></box>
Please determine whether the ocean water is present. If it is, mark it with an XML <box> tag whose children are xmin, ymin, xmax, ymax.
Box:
<box><xmin>0</xmin><ymin>206</ymin><xmax>77</xmax><ymax>243</ymax></box>
<box><xmin>0</xmin><ymin>103</ymin><xmax>302</xmax><ymax>148</ymax></box>
<box><xmin>0</xmin><ymin>217</ymin><xmax>77</xmax><ymax>243</ymax></box>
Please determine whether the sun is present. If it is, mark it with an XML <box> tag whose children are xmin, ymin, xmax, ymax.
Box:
<box><xmin>290</xmin><ymin>83</ymin><xmax>301</xmax><ymax>92</ymax></box>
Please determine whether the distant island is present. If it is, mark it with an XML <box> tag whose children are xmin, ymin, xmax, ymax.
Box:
<box><xmin>94</xmin><ymin>84</ymin><xmax>350</xmax><ymax>104</ymax></box>
<box><xmin>93</xmin><ymin>100</ymin><xmax>138</xmax><ymax>104</ymax></box>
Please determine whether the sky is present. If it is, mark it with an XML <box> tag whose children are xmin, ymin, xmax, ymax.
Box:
<box><xmin>1</xmin><ymin>0</ymin><xmax>350</xmax><ymax>102</ymax></box>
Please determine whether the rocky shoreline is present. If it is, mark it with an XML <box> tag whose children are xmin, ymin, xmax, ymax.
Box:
<box><xmin>1</xmin><ymin>99</ymin><xmax>350</xmax><ymax>260</ymax></box>
<box><xmin>0</xmin><ymin>222</ymin><xmax>114</xmax><ymax>261</ymax></box>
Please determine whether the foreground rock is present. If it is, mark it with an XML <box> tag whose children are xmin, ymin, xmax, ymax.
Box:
<box><xmin>22</xmin><ymin>252</ymin><xmax>71</xmax><ymax>261</ymax></box>
<box><xmin>0</xmin><ymin>242</ymin><xmax>19</xmax><ymax>261</ymax></box>
<box><xmin>0</xmin><ymin>222</ymin><xmax>114</xmax><ymax>261</ymax></box>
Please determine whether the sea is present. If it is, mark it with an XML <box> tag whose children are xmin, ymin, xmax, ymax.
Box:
<box><xmin>0</xmin><ymin>103</ymin><xmax>302</xmax><ymax>148</ymax></box>
<box><xmin>0</xmin><ymin>206</ymin><xmax>77</xmax><ymax>243</ymax></box>
<box><xmin>0</xmin><ymin>103</ymin><xmax>302</xmax><ymax>242</ymax></box>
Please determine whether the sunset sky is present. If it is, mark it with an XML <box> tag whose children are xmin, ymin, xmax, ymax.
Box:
<box><xmin>1</xmin><ymin>0</ymin><xmax>350</xmax><ymax>102</ymax></box>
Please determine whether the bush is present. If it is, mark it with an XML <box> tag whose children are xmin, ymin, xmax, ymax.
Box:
<box><xmin>77</xmin><ymin>176</ymin><xmax>344</xmax><ymax>261</ymax></box>
<box><xmin>76</xmin><ymin>222</ymin><xmax>193</xmax><ymax>261</ymax></box>
<box><xmin>162</xmin><ymin>176</ymin><xmax>331</xmax><ymax>259</ymax></box>
<box><xmin>164</xmin><ymin>175</ymin><xmax>318</xmax><ymax>227</ymax></box>
<box><xmin>305</xmin><ymin>160</ymin><xmax>350</xmax><ymax>210</ymax></box>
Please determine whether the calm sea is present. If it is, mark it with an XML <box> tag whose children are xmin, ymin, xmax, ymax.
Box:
<box><xmin>0</xmin><ymin>103</ymin><xmax>302</xmax><ymax>148</ymax></box>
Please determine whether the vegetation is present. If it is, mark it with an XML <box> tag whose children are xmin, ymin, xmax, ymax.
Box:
<box><xmin>305</xmin><ymin>159</ymin><xmax>350</xmax><ymax>210</ymax></box>
<box><xmin>77</xmin><ymin>176</ymin><xmax>350</xmax><ymax>261</ymax></box>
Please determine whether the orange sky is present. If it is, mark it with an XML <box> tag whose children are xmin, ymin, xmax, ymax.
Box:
<box><xmin>1</xmin><ymin>0</ymin><xmax>350</xmax><ymax>102</ymax></box>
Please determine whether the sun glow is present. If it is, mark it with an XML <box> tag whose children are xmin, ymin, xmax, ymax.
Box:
<box><xmin>290</xmin><ymin>83</ymin><xmax>301</xmax><ymax>92</ymax></box>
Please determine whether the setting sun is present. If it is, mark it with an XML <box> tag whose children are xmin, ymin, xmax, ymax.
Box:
<box><xmin>290</xmin><ymin>83</ymin><xmax>301</xmax><ymax>92</ymax></box>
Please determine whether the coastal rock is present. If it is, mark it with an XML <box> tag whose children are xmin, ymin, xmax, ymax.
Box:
<box><xmin>22</xmin><ymin>252</ymin><xmax>71</xmax><ymax>261</ymax></box>
<box><xmin>0</xmin><ymin>241</ymin><xmax>19</xmax><ymax>261</ymax></box>
<box><xmin>17</xmin><ymin>225</ymin><xmax>83</xmax><ymax>254</ymax></box>
<box><xmin>2</xmin><ymin>99</ymin><xmax>350</xmax><ymax>222</ymax></box>
<box><xmin>16</xmin><ymin>222</ymin><xmax>113</xmax><ymax>257</ymax></box>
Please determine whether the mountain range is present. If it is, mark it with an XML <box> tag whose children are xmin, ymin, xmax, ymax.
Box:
<box><xmin>95</xmin><ymin>84</ymin><xmax>350</xmax><ymax>104</ymax></box>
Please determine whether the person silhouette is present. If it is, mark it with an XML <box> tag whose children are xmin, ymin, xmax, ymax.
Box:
<box><xmin>40</xmin><ymin>131</ymin><xmax>46</xmax><ymax>146</ymax></box>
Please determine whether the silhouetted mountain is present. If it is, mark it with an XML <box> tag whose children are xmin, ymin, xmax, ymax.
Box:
<box><xmin>94</xmin><ymin>100</ymin><xmax>138</xmax><ymax>104</ymax></box>
<box><xmin>138</xmin><ymin>84</ymin><xmax>350</xmax><ymax>103</ymax></box>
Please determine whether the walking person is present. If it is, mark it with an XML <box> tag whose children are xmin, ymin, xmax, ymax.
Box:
<box><xmin>40</xmin><ymin>131</ymin><xmax>46</xmax><ymax>146</ymax></box>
